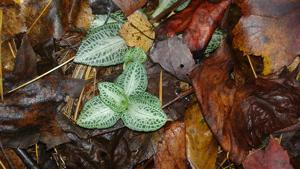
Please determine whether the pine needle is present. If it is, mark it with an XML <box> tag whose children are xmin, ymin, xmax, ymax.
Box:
<box><xmin>0</xmin><ymin>9</ymin><xmax>3</xmax><ymax>101</ymax></box>
<box><xmin>247</xmin><ymin>55</ymin><xmax>257</xmax><ymax>78</ymax></box>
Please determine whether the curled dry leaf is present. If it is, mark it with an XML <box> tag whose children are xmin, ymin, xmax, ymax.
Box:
<box><xmin>156</xmin><ymin>0</ymin><xmax>231</xmax><ymax>51</ymax></box>
<box><xmin>233</xmin><ymin>0</ymin><xmax>300</xmax><ymax>75</ymax></box>
<box><xmin>150</xmin><ymin>36</ymin><xmax>195</xmax><ymax>82</ymax></box>
<box><xmin>184</xmin><ymin>103</ymin><xmax>217</xmax><ymax>169</ymax></box>
<box><xmin>154</xmin><ymin>121</ymin><xmax>187</xmax><ymax>169</ymax></box>
<box><xmin>243</xmin><ymin>137</ymin><xmax>294</xmax><ymax>169</ymax></box>
<box><xmin>190</xmin><ymin>41</ymin><xmax>300</xmax><ymax>163</ymax></box>
<box><xmin>119</xmin><ymin>11</ymin><xmax>155</xmax><ymax>52</ymax></box>
<box><xmin>112</xmin><ymin>0</ymin><xmax>147</xmax><ymax>16</ymax></box>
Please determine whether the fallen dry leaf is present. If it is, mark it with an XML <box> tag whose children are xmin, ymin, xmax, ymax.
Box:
<box><xmin>2</xmin><ymin>6</ymin><xmax>26</xmax><ymax>40</ymax></box>
<box><xmin>190</xmin><ymin>41</ymin><xmax>300</xmax><ymax>163</ymax></box>
<box><xmin>0</xmin><ymin>148</ymin><xmax>26</xmax><ymax>169</ymax></box>
<box><xmin>233</xmin><ymin>0</ymin><xmax>300</xmax><ymax>75</ymax></box>
<box><xmin>156</xmin><ymin>0</ymin><xmax>231</xmax><ymax>51</ymax></box>
<box><xmin>150</xmin><ymin>36</ymin><xmax>195</xmax><ymax>82</ymax></box>
<box><xmin>185</xmin><ymin>103</ymin><xmax>218</xmax><ymax>169</ymax></box>
<box><xmin>243</xmin><ymin>137</ymin><xmax>294</xmax><ymax>169</ymax></box>
<box><xmin>2</xmin><ymin>41</ymin><xmax>16</xmax><ymax>72</ymax></box>
<box><xmin>154</xmin><ymin>121</ymin><xmax>186</xmax><ymax>169</ymax></box>
<box><xmin>112</xmin><ymin>0</ymin><xmax>147</xmax><ymax>16</ymax></box>
<box><xmin>120</xmin><ymin>11</ymin><xmax>155</xmax><ymax>52</ymax></box>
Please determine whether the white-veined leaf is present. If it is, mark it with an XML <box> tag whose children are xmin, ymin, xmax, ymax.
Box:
<box><xmin>123</xmin><ymin>47</ymin><xmax>147</xmax><ymax>68</ymax></box>
<box><xmin>74</xmin><ymin>22</ymin><xmax>128</xmax><ymax>66</ymax></box>
<box><xmin>121</xmin><ymin>96</ymin><xmax>167</xmax><ymax>132</ymax></box>
<box><xmin>76</xmin><ymin>96</ymin><xmax>120</xmax><ymax>129</ymax></box>
<box><xmin>115</xmin><ymin>62</ymin><xmax>148</xmax><ymax>96</ymax></box>
<box><xmin>98</xmin><ymin>82</ymin><xmax>128</xmax><ymax>112</ymax></box>
<box><xmin>89</xmin><ymin>11</ymin><xmax>125</xmax><ymax>31</ymax></box>
<box><xmin>130</xmin><ymin>91</ymin><xmax>161</xmax><ymax>108</ymax></box>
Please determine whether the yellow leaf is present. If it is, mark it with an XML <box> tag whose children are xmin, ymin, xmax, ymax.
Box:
<box><xmin>184</xmin><ymin>102</ymin><xmax>218</xmax><ymax>169</ymax></box>
<box><xmin>119</xmin><ymin>11</ymin><xmax>155</xmax><ymax>52</ymax></box>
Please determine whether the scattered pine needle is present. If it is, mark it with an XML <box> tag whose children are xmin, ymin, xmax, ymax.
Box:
<box><xmin>35</xmin><ymin>144</ymin><xmax>39</xmax><ymax>164</ymax></box>
<box><xmin>6</xmin><ymin>57</ymin><xmax>74</xmax><ymax>94</ymax></box>
<box><xmin>247</xmin><ymin>55</ymin><xmax>257</xmax><ymax>78</ymax></box>
<box><xmin>162</xmin><ymin>88</ymin><xmax>194</xmax><ymax>109</ymax></box>
<box><xmin>159</xmin><ymin>70</ymin><xmax>163</xmax><ymax>103</ymax></box>
<box><xmin>0</xmin><ymin>160</ymin><xmax>6</xmax><ymax>169</ymax></box>
<box><xmin>8</xmin><ymin>41</ymin><xmax>16</xmax><ymax>58</ymax></box>
<box><xmin>27</xmin><ymin>0</ymin><xmax>52</xmax><ymax>34</ymax></box>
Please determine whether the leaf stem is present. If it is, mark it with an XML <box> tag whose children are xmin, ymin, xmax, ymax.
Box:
<box><xmin>162</xmin><ymin>88</ymin><xmax>194</xmax><ymax>109</ymax></box>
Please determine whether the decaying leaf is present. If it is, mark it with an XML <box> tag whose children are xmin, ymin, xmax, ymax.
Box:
<box><xmin>2</xmin><ymin>6</ymin><xmax>26</xmax><ymax>40</ymax></box>
<box><xmin>243</xmin><ymin>137</ymin><xmax>293</xmax><ymax>169</ymax></box>
<box><xmin>185</xmin><ymin>103</ymin><xmax>218</xmax><ymax>169</ymax></box>
<box><xmin>150</xmin><ymin>36</ymin><xmax>195</xmax><ymax>82</ymax></box>
<box><xmin>0</xmin><ymin>148</ymin><xmax>26</xmax><ymax>169</ymax></box>
<box><xmin>156</xmin><ymin>0</ymin><xmax>231</xmax><ymax>51</ymax></box>
<box><xmin>112</xmin><ymin>0</ymin><xmax>147</xmax><ymax>16</ymax></box>
<box><xmin>154</xmin><ymin>121</ymin><xmax>187</xmax><ymax>169</ymax></box>
<box><xmin>190</xmin><ymin>41</ymin><xmax>300</xmax><ymax>163</ymax></box>
<box><xmin>183</xmin><ymin>0</ymin><xmax>231</xmax><ymax>51</ymax></box>
<box><xmin>233</xmin><ymin>0</ymin><xmax>300</xmax><ymax>75</ymax></box>
<box><xmin>119</xmin><ymin>11</ymin><xmax>155</xmax><ymax>52</ymax></box>
<box><xmin>1</xmin><ymin>41</ymin><xmax>16</xmax><ymax>72</ymax></box>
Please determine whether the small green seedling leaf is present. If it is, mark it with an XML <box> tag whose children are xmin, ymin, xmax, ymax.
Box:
<box><xmin>76</xmin><ymin>96</ymin><xmax>120</xmax><ymax>129</ymax></box>
<box><xmin>116</xmin><ymin>62</ymin><xmax>148</xmax><ymax>96</ymax></box>
<box><xmin>121</xmin><ymin>96</ymin><xmax>167</xmax><ymax>132</ymax></box>
<box><xmin>123</xmin><ymin>47</ymin><xmax>147</xmax><ymax>68</ymax></box>
<box><xmin>98</xmin><ymin>82</ymin><xmax>129</xmax><ymax>112</ymax></box>
<box><xmin>74</xmin><ymin>22</ymin><xmax>128</xmax><ymax>66</ymax></box>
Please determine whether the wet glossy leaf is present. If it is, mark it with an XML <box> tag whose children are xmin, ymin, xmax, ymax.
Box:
<box><xmin>185</xmin><ymin>103</ymin><xmax>218</xmax><ymax>169</ymax></box>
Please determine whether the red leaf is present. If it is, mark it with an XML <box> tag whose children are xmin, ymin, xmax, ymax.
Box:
<box><xmin>243</xmin><ymin>137</ymin><xmax>294</xmax><ymax>169</ymax></box>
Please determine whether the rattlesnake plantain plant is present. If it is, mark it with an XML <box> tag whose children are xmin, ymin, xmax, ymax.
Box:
<box><xmin>77</xmin><ymin>54</ymin><xmax>167</xmax><ymax>132</ymax></box>
<box><xmin>74</xmin><ymin>12</ymin><xmax>128</xmax><ymax>66</ymax></box>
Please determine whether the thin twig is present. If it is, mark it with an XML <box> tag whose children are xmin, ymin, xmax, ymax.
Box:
<box><xmin>8</xmin><ymin>42</ymin><xmax>16</xmax><ymax>58</ymax></box>
<box><xmin>247</xmin><ymin>55</ymin><xmax>257</xmax><ymax>78</ymax></box>
<box><xmin>6</xmin><ymin>56</ymin><xmax>74</xmax><ymax>94</ymax></box>
<box><xmin>0</xmin><ymin>160</ymin><xmax>7</xmax><ymax>169</ymax></box>
<box><xmin>162</xmin><ymin>88</ymin><xmax>194</xmax><ymax>109</ymax></box>
<box><xmin>27</xmin><ymin>0</ymin><xmax>52</xmax><ymax>34</ymax></box>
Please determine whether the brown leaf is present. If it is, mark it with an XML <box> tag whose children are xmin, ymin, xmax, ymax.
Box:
<box><xmin>150</xmin><ymin>36</ymin><xmax>195</xmax><ymax>82</ymax></box>
<box><xmin>112</xmin><ymin>0</ymin><xmax>147</xmax><ymax>16</ymax></box>
<box><xmin>190</xmin><ymin>41</ymin><xmax>300</xmax><ymax>163</ymax></box>
<box><xmin>184</xmin><ymin>103</ymin><xmax>218</xmax><ymax>169</ymax></box>
<box><xmin>243</xmin><ymin>137</ymin><xmax>294</xmax><ymax>169</ymax></box>
<box><xmin>1</xmin><ymin>41</ymin><xmax>15</xmax><ymax>72</ymax></box>
<box><xmin>2</xmin><ymin>6</ymin><xmax>26</xmax><ymax>40</ymax></box>
<box><xmin>154</xmin><ymin>122</ymin><xmax>187</xmax><ymax>169</ymax></box>
<box><xmin>233</xmin><ymin>0</ymin><xmax>300</xmax><ymax>75</ymax></box>
<box><xmin>156</xmin><ymin>0</ymin><xmax>231</xmax><ymax>51</ymax></box>
<box><xmin>0</xmin><ymin>148</ymin><xmax>26</xmax><ymax>169</ymax></box>
<box><xmin>1</xmin><ymin>75</ymin><xmax>85</xmax><ymax>149</ymax></box>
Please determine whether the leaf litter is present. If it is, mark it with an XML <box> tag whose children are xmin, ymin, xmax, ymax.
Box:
<box><xmin>1</xmin><ymin>0</ymin><xmax>300</xmax><ymax>168</ymax></box>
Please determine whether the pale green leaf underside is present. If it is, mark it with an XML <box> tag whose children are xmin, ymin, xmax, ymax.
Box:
<box><xmin>123</xmin><ymin>47</ymin><xmax>147</xmax><ymax>68</ymax></box>
<box><xmin>121</xmin><ymin>96</ymin><xmax>167</xmax><ymax>132</ymax></box>
<box><xmin>74</xmin><ymin>23</ymin><xmax>128</xmax><ymax>66</ymax></box>
<box><xmin>98</xmin><ymin>82</ymin><xmax>128</xmax><ymax>113</ymax></box>
<box><xmin>116</xmin><ymin>62</ymin><xmax>148</xmax><ymax>96</ymax></box>
<box><xmin>151</xmin><ymin>0</ymin><xmax>191</xmax><ymax>18</ymax></box>
<box><xmin>76</xmin><ymin>96</ymin><xmax>120</xmax><ymax>129</ymax></box>
<box><xmin>204</xmin><ymin>28</ymin><xmax>223</xmax><ymax>55</ymax></box>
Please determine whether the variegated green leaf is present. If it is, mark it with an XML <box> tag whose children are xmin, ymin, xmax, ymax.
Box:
<box><xmin>74</xmin><ymin>22</ymin><xmax>128</xmax><ymax>66</ymax></box>
<box><xmin>123</xmin><ymin>47</ymin><xmax>147</xmax><ymax>68</ymax></box>
<box><xmin>204</xmin><ymin>28</ymin><xmax>223</xmax><ymax>56</ymax></box>
<box><xmin>76</xmin><ymin>96</ymin><xmax>120</xmax><ymax>129</ymax></box>
<box><xmin>98</xmin><ymin>82</ymin><xmax>128</xmax><ymax>112</ymax></box>
<box><xmin>116</xmin><ymin>62</ymin><xmax>148</xmax><ymax>96</ymax></box>
<box><xmin>121</xmin><ymin>96</ymin><xmax>167</xmax><ymax>132</ymax></box>
<box><xmin>151</xmin><ymin>0</ymin><xmax>191</xmax><ymax>18</ymax></box>
<box><xmin>130</xmin><ymin>91</ymin><xmax>161</xmax><ymax>108</ymax></box>
<box><xmin>89</xmin><ymin>11</ymin><xmax>125</xmax><ymax>30</ymax></box>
